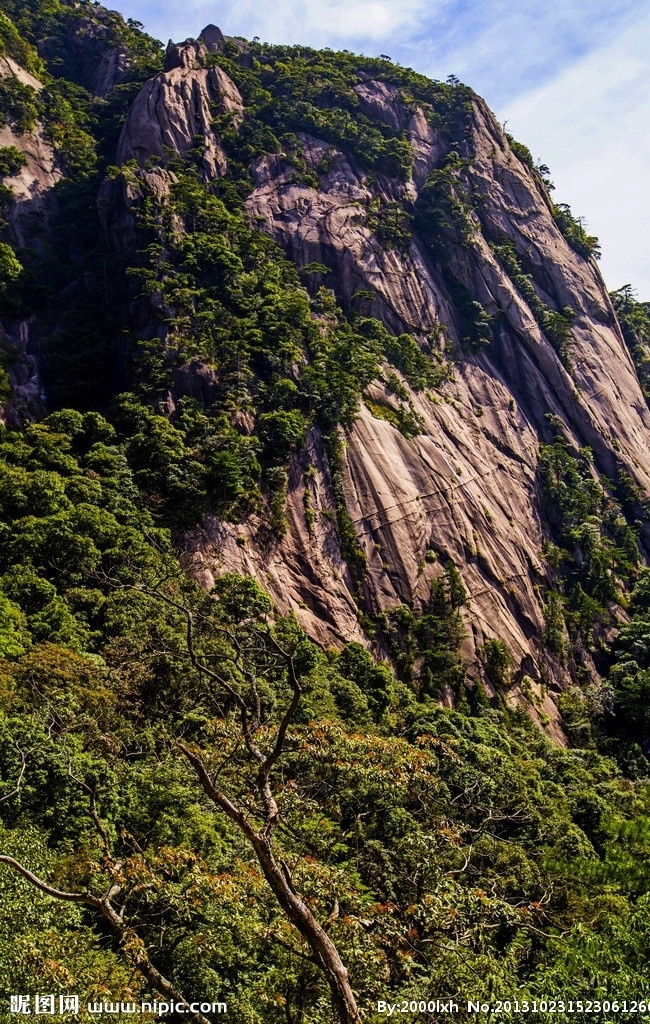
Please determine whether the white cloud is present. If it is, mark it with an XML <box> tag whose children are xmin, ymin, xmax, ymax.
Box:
<box><xmin>401</xmin><ymin>0</ymin><xmax>644</xmax><ymax>104</ymax></box>
<box><xmin>503</xmin><ymin>13</ymin><xmax>650</xmax><ymax>295</ymax></box>
<box><xmin>261</xmin><ymin>0</ymin><xmax>432</xmax><ymax>43</ymax></box>
<box><xmin>124</xmin><ymin>0</ymin><xmax>438</xmax><ymax>48</ymax></box>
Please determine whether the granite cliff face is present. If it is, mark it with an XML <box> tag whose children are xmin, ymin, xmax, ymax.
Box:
<box><xmin>0</xmin><ymin>3</ymin><xmax>162</xmax><ymax>422</ymax></box>
<box><xmin>117</xmin><ymin>34</ymin><xmax>243</xmax><ymax>178</ymax></box>
<box><xmin>4</xmin><ymin>27</ymin><xmax>650</xmax><ymax>734</ymax></box>
<box><xmin>235</xmin><ymin>81</ymin><xmax>650</xmax><ymax>718</ymax></box>
<box><xmin>0</xmin><ymin>54</ymin><xmax>60</xmax><ymax>425</ymax></box>
<box><xmin>37</xmin><ymin>16</ymin><xmax>128</xmax><ymax>97</ymax></box>
<box><xmin>93</xmin><ymin>31</ymin><xmax>650</xmax><ymax>734</ymax></box>
<box><xmin>0</xmin><ymin>56</ymin><xmax>61</xmax><ymax>246</ymax></box>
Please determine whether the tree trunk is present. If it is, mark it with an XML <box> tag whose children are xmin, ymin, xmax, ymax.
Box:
<box><xmin>250</xmin><ymin>833</ymin><xmax>361</xmax><ymax>1024</ymax></box>
<box><xmin>178</xmin><ymin>744</ymin><xmax>361</xmax><ymax>1024</ymax></box>
<box><xmin>0</xmin><ymin>855</ymin><xmax>212</xmax><ymax>1024</ymax></box>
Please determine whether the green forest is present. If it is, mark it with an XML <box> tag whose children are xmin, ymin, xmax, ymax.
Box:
<box><xmin>2</xmin><ymin>2</ymin><xmax>650</xmax><ymax>1022</ymax></box>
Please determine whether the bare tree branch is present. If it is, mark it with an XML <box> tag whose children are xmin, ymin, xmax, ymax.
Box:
<box><xmin>94</xmin><ymin>568</ymin><xmax>360</xmax><ymax>1023</ymax></box>
<box><xmin>177</xmin><ymin>743</ymin><xmax>361</xmax><ymax>1024</ymax></box>
<box><xmin>0</xmin><ymin>855</ymin><xmax>98</xmax><ymax>905</ymax></box>
<box><xmin>0</xmin><ymin>746</ymin><xmax>26</xmax><ymax>805</ymax></box>
<box><xmin>67</xmin><ymin>764</ymin><xmax>113</xmax><ymax>860</ymax></box>
<box><xmin>0</xmin><ymin>855</ymin><xmax>212</xmax><ymax>1024</ymax></box>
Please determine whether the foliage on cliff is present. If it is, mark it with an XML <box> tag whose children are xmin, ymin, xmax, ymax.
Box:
<box><xmin>2</xmin><ymin>5</ymin><xmax>650</xmax><ymax>1022</ymax></box>
<box><xmin>611</xmin><ymin>285</ymin><xmax>650</xmax><ymax>403</ymax></box>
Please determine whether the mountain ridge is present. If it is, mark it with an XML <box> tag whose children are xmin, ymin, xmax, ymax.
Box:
<box><xmin>3</xmin><ymin>16</ymin><xmax>650</xmax><ymax>729</ymax></box>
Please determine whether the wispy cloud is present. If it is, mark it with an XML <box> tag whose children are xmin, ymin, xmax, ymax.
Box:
<box><xmin>503</xmin><ymin>11</ymin><xmax>650</xmax><ymax>294</ymax></box>
<box><xmin>401</xmin><ymin>0</ymin><xmax>645</xmax><ymax>105</ymax></box>
<box><xmin>126</xmin><ymin>0</ymin><xmax>440</xmax><ymax>47</ymax></box>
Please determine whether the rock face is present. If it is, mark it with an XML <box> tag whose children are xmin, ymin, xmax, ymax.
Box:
<box><xmin>0</xmin><ymin>318</ymin><xmax>46</xmax><ymax>427</ymax></box>
<box><xmin>98</xmin><ymin>165</ymin><xmax>176</xmax><ymax>252</ymax></box>
<box><xmin>245</xmin><ymin>92</ymin><xmax>650</xmax><ymax>500</ymax></box>
<box><xmin>0</xmin><ymin>57</ymin><xmax>61</xmax><ymax>248</ymax></box>
<box><xmin>192</xmin><ymin>426</ymin><xmax>369</xmax><ymax>652</ymax></box>
<box><xmin>37</xmin><ymin>12</ymin><xmax>136</xmax><ymax>97</ymax></box>
<box><xmin>106</xmin><ymin>36</ymin><xmax>650</xmax><ymax>732</ymax></box>
<box><xmin>237</xmin><ymin>82</ymin><xmax>650</xmax><ymax>708</ymax></box>
<box><xmin>0</xmin><ymin>57</ymin><xmax>59</xmax><ymax>424</ymax></box>
<box><xmin>117</xmin><ymin>38</ymin><xmax>243</xmax><ymax>178</ymax></box>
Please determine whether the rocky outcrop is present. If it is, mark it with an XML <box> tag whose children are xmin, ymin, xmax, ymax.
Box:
<box><xmin>116</xmin><ymin>38</ymin><xmax>243</xmax><ymax>178</ymax></box>
<box><xmin>98</xmin><ymin>165</ymin><xmax>177</xmax><ymax>252</ymax></box>
<box><xmin>37</xmin><ymin>10</ymin><xmax>147</xmax><ymax>97</ymax></box>
<box><xmin>247</xmin><ymin>137</ymin><xmax>453</xmax><ymax>335</ymax></box>
<box><xmin>190</xmin><ymin>426</ymin><xmax>368</xmax><ymax>652</ymax></box>
<box><xmin>104</xmin><ymin>32</ymin><xmax>243</xmax><ymax>248</ymax></box>
<box><xmin>0</xmin><ymin>57</ymin><xmax>61</xmax><ymax>248</ymax></box>
<box><xmin>0</xmin><ymin>58</ymin><xmax>59</xmax><ymax>422</ymax></box>
<box><xmin>0</xmin><ymin>318</ymin><xmax>46</xmax><ymax>427</ymax></box>
<box><xmin>237</xmin><ymin>82</ymin><xmax>650</xmax><ymax>701</ymax></box>
<box><xmin>38</xmin><ymin>25</ymin><xmax>128</xmax><ymax>97</ymax></box>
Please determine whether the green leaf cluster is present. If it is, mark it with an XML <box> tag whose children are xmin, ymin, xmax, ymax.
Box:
<box><xmin>490</xmin><ymin>236</ymin><xmax>575</xmax><ymax>367</ymax></box>
<box><xmin>206</xmin><ymin>44</ymin><xmax>475</xmax><ymax>189</ymax></box>
<box><xmin>539</xmin><ymin>436</ymin><xmax>639</xmax><ymax>649</ymax></box>
<box><xmin>553</xmin><ymin>202</ymin><xmax>601</xmax><ymax>261</ymax></box>
<box><xmin>0</xmin><ymin>145</ymin><xmax>27</xmax><ymax>178</ymax></box>
<box><xmin>611</xmin><ymin>284</ymin><xmax>650</xmax><ymax>404</ymax></box>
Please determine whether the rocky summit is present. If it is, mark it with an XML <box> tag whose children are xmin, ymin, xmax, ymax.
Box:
<box><xmin>2</xmin><ymin>3</ymin><xmax>650</xmax><ymax>1021</ymax></box>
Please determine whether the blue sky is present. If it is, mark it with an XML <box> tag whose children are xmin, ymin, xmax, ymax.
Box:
<box><xmin>114</xmin><ymin>0</ymin><xmax>650</xmax><ymax>296</ymax></box>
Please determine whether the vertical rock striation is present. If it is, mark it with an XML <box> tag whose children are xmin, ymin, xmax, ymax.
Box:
<box><xmin>116</xmin><ymin>37</ymin><xmax>243</xmax><ymax>179</ymax></box>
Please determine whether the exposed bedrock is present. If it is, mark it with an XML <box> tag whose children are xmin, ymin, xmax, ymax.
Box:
<box><xmin>106</xmin><ymin>44</ymin><xmax>650</xmax><ymax>727</ymax></box>
<box><xmin>117</xmin><ymin>37</ymin><xmax>243</xmax><ymax>178</ymax></box>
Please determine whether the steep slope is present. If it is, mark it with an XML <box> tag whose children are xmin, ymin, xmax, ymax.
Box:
<box><xmin>93</xmin><ymin>30</ymin><xmax>650</xmax><ymax>735</ymax></box>
<box><xmin>0</xmin><ymin>55</ymin><xmax>61</xmax><ymax>244</ymax></box>
<box><xmin>3</xmin><ymin>17</ymin><xmax>649</xmax><ymax>733</ymax></box>
<box><xmin>117</xmin><ymin>36</ymin><xmax>244</xmax><ymax>176</ymax></box>
<box><xmin>0</xmin><ymin>51</ymin><xmax>60</xmax><ymax>424</ymax></box>
<box><xmin>247</xmin><ymin>88</ymin><xmax>650</xmax><ymax>716</ymax></box>
<box><xmin>0</xmin><ymin>0</ymin><xmax>162</xmax><ymax>420</ymax></box>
